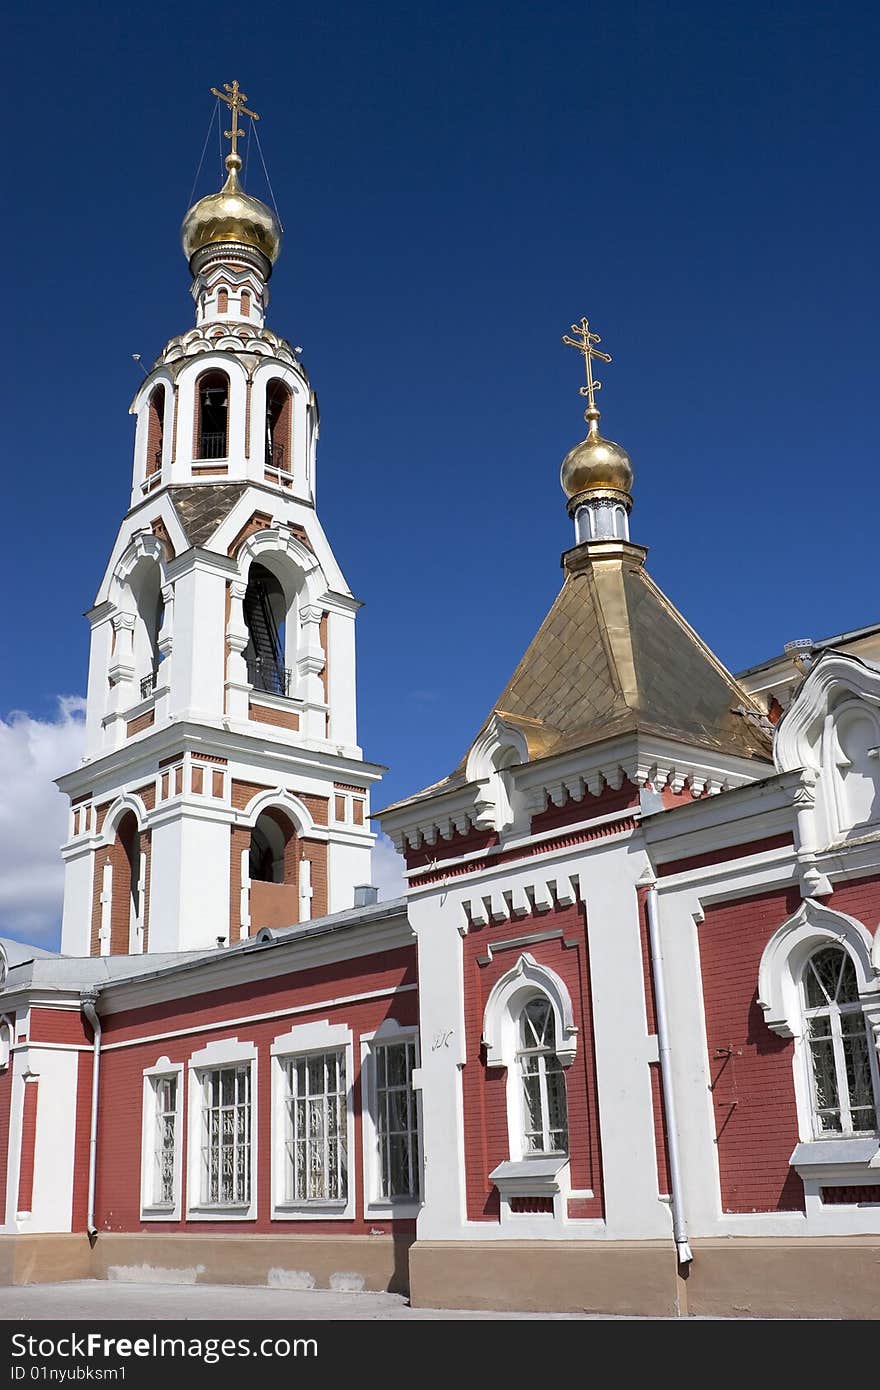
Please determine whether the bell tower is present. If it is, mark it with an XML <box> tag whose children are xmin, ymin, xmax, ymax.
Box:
<box><xmin>57</xmin><ymin>82</ymin><xmax>381</xmax><ymax>958</ymax></box>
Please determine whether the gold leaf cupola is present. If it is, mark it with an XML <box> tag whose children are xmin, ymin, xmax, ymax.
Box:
<box><xmin>181</xmin><ymin>81</ymin><xmax>282</xmax><ymax>278</ymax></box>
<box><xmin>560</xmin><ymin>317</ymin><xmax>633</xmax><ymax>544</ymax></box>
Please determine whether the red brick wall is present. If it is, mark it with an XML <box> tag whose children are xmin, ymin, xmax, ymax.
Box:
<box><xmin>88</xmin><ymin>947</ymin><xmax>418</xmax><ymax>1236</ymax></box>
<box><xmin>699</xmin><ymin>883</ymin><xmax>805</xmax><ymax>1213</ymax></box>
<box><xmin>17</xmin><ymin>1081</ymin><xmax>39</xmax><ymax>1214</ymax></box>
<box><xmin>460</xmin><ymin>902</ymin><xmax>603</xmax><ymax>1222</ymax></box>
<box><xmin>636</xmin><ymin>887</ymin><xmax>671</xmax><ymax>1196</ymax></box>
<box><xmin>700</xmin><ymin>871</ymin><xmax>880</xmax><ymax>1209</ymax></box>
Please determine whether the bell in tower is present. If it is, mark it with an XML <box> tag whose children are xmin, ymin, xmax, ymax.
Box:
<box><xmin>56</xmin><ymin>82</ymin><xmax>381</xmax><ymax>958</ymax></box>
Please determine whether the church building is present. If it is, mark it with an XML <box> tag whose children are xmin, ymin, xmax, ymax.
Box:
<box><xmin>2</xmin><ymin>83</ymin><xmax>880</xmax><ymax>1318</ymax></box>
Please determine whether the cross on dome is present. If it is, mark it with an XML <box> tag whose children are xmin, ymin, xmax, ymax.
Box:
<box><xmin>562</xmin><ymin>317</ymin><xmax>612</xmax><ymax>422</ymax></box>
<box><xmin>210</xmin><ymin>80</ymin><xmax>260</xmax><ymax>163</ymax></box>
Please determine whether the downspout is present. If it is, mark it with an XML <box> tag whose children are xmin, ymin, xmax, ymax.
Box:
<box><xmin>646</xmin><ymin>885</ymin><xmax>693</xmax><ymax>1265</ymax></box>
<box><xmin>80</xmin><ymin>989</ymin><xmax>102</xmax><ymax>1241</ymax></box>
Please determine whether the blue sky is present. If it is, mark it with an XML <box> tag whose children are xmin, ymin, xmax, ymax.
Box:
<box><xmin>2</xmin><ymin>0</ymin><xmax>879</xmax><ymax>941</ymax></box>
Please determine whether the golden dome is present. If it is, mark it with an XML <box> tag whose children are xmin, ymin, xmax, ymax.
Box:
<box><xmin>181</xmin><ymin>155</ymin><xmax>281</xmax><ymax>266</ymax></box>
<box><xmin>561</xmin><ymin>413</ymin><xmax>633</xmax><ymax>501</ymax></box>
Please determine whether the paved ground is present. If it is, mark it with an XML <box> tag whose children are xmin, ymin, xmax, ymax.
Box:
<box><xmin>0</xmin><ymin>1280</ymin><xmax>597</xmax><ymax>1320</ymax></box>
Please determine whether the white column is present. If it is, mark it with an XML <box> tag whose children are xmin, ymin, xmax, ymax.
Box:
<box><xmin>153</xmin><ymin>581</ymin><xmax>174</xmax><ymax>725</ymax></box>
<box><xmin>571</xmin><ymin>841</ymin><xmax>670</xmax><ymax>1238</ymax></box>
<box><xmin>298</xmin><ymin>603</ymin><xmax>327</xmax><ymax>739</ymax></box>
<box><xmin>225</xmin><ymin>579</ymin><xmax>251</xmax><ymax>721</ymax></box>
<box><xmin>409</xmin><ymin>892</ymin><xmax>468</xmax><ymax>1239</ymax></box>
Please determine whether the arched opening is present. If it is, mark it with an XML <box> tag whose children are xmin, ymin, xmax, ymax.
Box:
<box><xmin>217</xmin><ymin>287</ymin><xmax>229</xmax><ymax>313</ymax></box>
<box><xmin>240</xmin><ymin>290</ymin><xmax>251</xmax><ymax>317</ymax></box>
<box><xmin>265</xmin><ymin>380</ymin><xmax>293</xmax><ymax>478</ymax></box>
<box><xmin>127</xmin><ymin>556</ymin><xmax>164</xmax><ymax>696</ymax></box>
<box><xmin>243</xmin><ymin>561</ymin><xmax>289</xmax><ymax>695</ymax></box>
<box><xmin>146</xmin><ymin>385</ymin><xmax>165</xmax><ymax>479</ymax></box>
<box><xmin>110</xmin><ymin>809</ymin><xmax>142</xmax><ymax>954</ymax></box>
<box><xmin>248</xmin><ymin>807</ymin><xmax>299</xmax><ymax>929</ymax></box>
<box><xmin>195</xmin><ymin>370</ymin><xmax>229</xmax><ymax>459</ymax></box>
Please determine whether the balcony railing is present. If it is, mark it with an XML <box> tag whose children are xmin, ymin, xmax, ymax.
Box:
<box><xmin>140</xmin><ymin>672</ymin><xmax>157</xmax><ymax>700</ymax></box>
<box><xmin>247</xmin><ymin>656</ymin><xmax>292</xmax><ymax>697</ymax></box>
<box><xmin>198</xmin><ymin>432</ymin><xmax>227</xmax><ymax>459</ymax></box>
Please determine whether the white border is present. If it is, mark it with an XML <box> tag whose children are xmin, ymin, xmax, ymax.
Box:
<box><xmin>269</xmin><ymin>1019</ymin><xmax>355</xmax><ymax>1221</ymax></box>
<box><xmin>186</xmin><ymin>1037</ymin><xmax>258</xmax><ymax>1222</ymax></box>
<box><xmin>140</xmin><ymin>1056</ymin><xmax>184</xmax><ymax>1222</ymax></box>
<box><xmin>360</xmin><ymin>1019</ymin><xmax>423</xmax><ymax>1220</ymax></box>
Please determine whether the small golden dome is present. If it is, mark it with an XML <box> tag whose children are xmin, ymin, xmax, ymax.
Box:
<box><xmin>181</xmin><ymin>155</ymin><xmax>281</xmax><ymax>266</ymax></box>
<box><xmin>560</xmin><ymin>414</ymin><xmax>633</xmax><ymax>501</ymax></box>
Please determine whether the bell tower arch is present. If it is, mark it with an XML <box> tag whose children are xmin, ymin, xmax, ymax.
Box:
<box><xmin>58</xmin><ymin>82</ymin><xmax>382</xmax><ymax>958</ymax></box>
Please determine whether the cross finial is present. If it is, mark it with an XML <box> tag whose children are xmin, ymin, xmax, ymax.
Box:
<box><xmin>562</xmin><ymin>316</ymin><xmax>612</xmax><ymax>424</ymax></box>
<box><xmin>210</xmin><ymin>79</ymin><xmax>260</xmax><ymax>162</ymax></box>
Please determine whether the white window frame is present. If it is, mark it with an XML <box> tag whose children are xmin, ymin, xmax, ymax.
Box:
<box><xmin>0</xmin><ymin>1015</ymin><xmax>13</xmax><ymax>1071</ymax></box>
<box><xmin>140</xmin><ymin>1057</ymin><xmax>184</xmax><ymax>1221</ymax></box>
<box><xmin>515</xmin><ymin>997</ymin><xmax>569</xmax><ymax>1156</ymax></box>
<box><xmin>800</xmin><ymin>945</ymin><xmax>880</xmax><ymax>1139</ymax></box>
<box><xmin>186</xmin><ymin>1038</ymin><xmax>257</xmax><ymax>1222</ymax></box>
<box><xmin>482</xmin><ymin>953</ymin><xmax>577</xmax><ymax>1164</ymax></box>
<box><xmin>360</xmin><ymin>1020</ymin><xmax>422</xmax><ymax>1218</ymax></box>
<box><xmin>270</xmin><ymin>1020</ymin><xmax>355</xmax><ymax>1221</ymax></box>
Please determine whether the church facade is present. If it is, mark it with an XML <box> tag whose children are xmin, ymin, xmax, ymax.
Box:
<box><xmin>2</xmin><ymin>87</ymin><xmax>880</xmax><ymax>1317</ymax></box>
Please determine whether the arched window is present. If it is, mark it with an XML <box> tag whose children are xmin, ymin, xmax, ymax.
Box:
<box><xmin>217</xmin><ymin>288</ymin><xmax>229</xmax><ymax>314</ymax></box>
<box><xmin>265</xmin><ymin>381</ymin><xmax>293</xmax><ymax>479</ymax></box>
<box><xmin>248</xmin><ymin>808</ymin><xmax>299</xmax><ymax>930</ymax></box>
<box><xmin>240</xmin><ymin>291</ymin><xmax>251</xmax><ymax>317</ymax></box>
<box><xmin>146</xmin><ymin>385</ymin><xmax>165</xmax><ymax>480</ymax></box>
<box><xmin>109</xmin><ymin>809</ymin><xmax>142</xmax><ymax>955</ymax></box>
<box><xmin>195</xmin><ymin>371</ymin><xmax>229</xmax><ymax>459</ymax></box>
<box><xmin>802</xmin><ymin>945</ymin><xmax>879</xmax><ymax>1136</ymax></box>
<box><xmin>243</xmin><ymin>562</ymin><xmax>289</xmax><ymax>695</ymax></box>
<box><xmin>516</xmin><ymin>997</ymin><xmax>569</xmax><ymax>1154</ymax></box>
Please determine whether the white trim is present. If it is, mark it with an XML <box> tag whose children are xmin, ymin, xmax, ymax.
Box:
<box><xmin>757</xmin><ymin>899</ymin><xmax>879</xmax><ymax>1040</ymax></box>
<box><xmin>482</xmin><ymin>954</ymin><xmax>577</xmax><ymax>1069</ymax></box>
<box><xmin>360</xmin><ymin>1020</ymin><xmax>423</xmax><ymax>1219</ymax></box>
<box><xmin>186</xmin><ymin>1038</ymin><xmax>257</xmax><ymax>1222</ymax></box>
<box><xmin>140</xmin><ymin>1057</ymin><xmax>184</xmax><ymax>1221</ymax></box>
<box><xmin>270</xmin><ymin>1020</ymin><xmax>355</xmax><ymax>1221</ymax></box>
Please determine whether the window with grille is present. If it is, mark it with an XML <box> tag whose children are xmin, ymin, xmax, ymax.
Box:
<box><xmin>803</xmin><ymin>945</ymin><xmax>880</xmax><ymax>1137</ymax></box>
<box><xmin>374</xmin><ymin>1040</ymin><xmax>420</xmax><ymax>1200</ymax></box>
<box><xmin>151</xmin><ymin>1076</ymin><xmax>178</xmax><ymax>1207</ymax></box>
<box><xmin>200</xmin><ymin>1065</ymin><xmax>251</xmax><ymax>1206</ymax></box>
<box><xmin>517</xmin><ymin>997</ymin><xmax>568</xmax><ymax>1154</ymax></box>
<box><xmin>283</xmin><ymin>1051</ymin><xmax>347</xmax><ymax>1203</ymax></box>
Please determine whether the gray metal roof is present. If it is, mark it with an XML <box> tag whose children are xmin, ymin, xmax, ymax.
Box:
<box><xmin>0</xmin><ymin>897</ymin><xmax>410</xmax><ymax>1002</ymax></box>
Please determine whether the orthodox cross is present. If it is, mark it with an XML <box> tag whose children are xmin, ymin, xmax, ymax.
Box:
<box><xmin>562</xmin><ymin>317</ymin><xmax>611</xmax><ymax>417</ymax></box>
<box><xmin>211</xmin><ymin>80</ymin><xmax>260</xmax><ymax>159</ymax></box>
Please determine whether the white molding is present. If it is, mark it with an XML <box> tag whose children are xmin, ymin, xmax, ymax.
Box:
<box><xmin>269</xmin><ymin>1021</ymin><xmax>355</xmax><ymax>1221</ymax></box>
<box><xmin>482</xmin><ymin>953</ymin><xmax>577</xmax><ymax>1072</ymax></box>
<box><xmin>360</xmin><ymin>1020</ymin><xmax>423</xmax><ymax>1220</ymax></box>
<box><xmin>139</xmin><ymin>1057</ymin><xmax>184</xmax><ymax>1222</ymax></box>
<box><xmin>186</xmin><ymin>1038</ymin><xmax>258</xmax><ymax>1222</ymax></box>
<box><xmin>757</xmin><ymin>898</ymin><xmax>879</xmax><ymax>1039</ymax></box>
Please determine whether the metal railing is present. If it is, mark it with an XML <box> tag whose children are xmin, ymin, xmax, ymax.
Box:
<box><xmin>247</xmin><ymin>656</ymin><xmax>292</xmax><ymax>698</ymax></box>
<box><xmin>140</xmin><ymin>672</ymin><xmax>157</xmax><ymax>700</ymax></box>
<box><xmin>198</xmin><ymin>432</ymin><xmax>227</xmax><ymax>459</ymax></box>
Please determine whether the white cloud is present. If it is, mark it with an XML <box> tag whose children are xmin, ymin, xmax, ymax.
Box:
<box><xmin>0</xmin><ymin>697</ymin><xmax>85</xmax><ymax>950</ymax></box>
<box><xmin>371</xmin><ymin>832</ymin><xmax>406</xmax><ymax>902</ymax></box>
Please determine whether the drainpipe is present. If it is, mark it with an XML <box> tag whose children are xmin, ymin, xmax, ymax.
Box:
<box><xmin>645</xmin><ymin>885</ymin><xmax>693</xmax><ymax>1265</ymax></box>
<box><xmin>80</xmin><ymin>989</ymin><xmax>102</xmax><ymax>1240</ymax></box>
